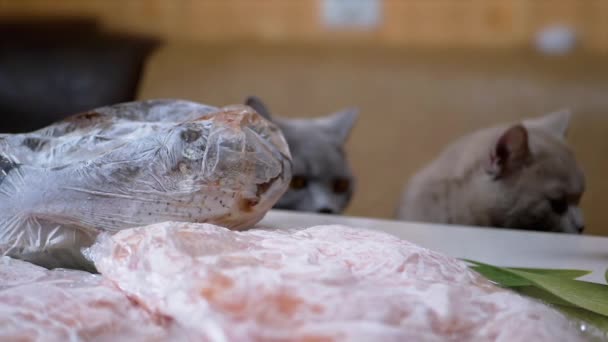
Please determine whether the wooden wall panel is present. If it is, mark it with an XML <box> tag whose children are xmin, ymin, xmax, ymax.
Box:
<box><xmin>1</xmin><ymin>0</ymin><xmax>607</xmax><ymax>52</ymax></box>
<box><xmin>584</xmin><ymin>0</ymin><xmax>608</xmax><ymax>53</ymax></box>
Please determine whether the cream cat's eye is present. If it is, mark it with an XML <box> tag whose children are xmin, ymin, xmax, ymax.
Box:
<box><xmin>332</xmin><ymin>178</ymin><xmax>350</xmax><ymax>194</ymax></box>
<box><xmin>290</xmin><ymin>176</ymin><xmax>308</xmax><ymax>190</ymax></box>
<box><xmin>550</xmin><ymin>198</ymin><xmax>568</xmax><ymax>215</ymax></box>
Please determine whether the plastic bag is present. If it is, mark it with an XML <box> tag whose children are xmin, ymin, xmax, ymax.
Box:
<box><xmin>1</xmin><ymin>223</ymin><xmax>591</xmax><ymax>341</ymax></box>
<box><xmin>87</xmin><ymin>222</ymin><xmax>587</xmax><ymax>341</ymax></box>
<box><xmin>0</xmin><ymin>256</ymin><xmax>174</xmax><ymax>341</ymax></box>
<box><xmin>0</xmin><ymin>99</ymin><xmax>291</xmax><ymax>270</ymax></box>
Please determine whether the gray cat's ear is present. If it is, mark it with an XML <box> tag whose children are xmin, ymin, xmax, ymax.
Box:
<box><xmin>486</xmin><ymin>124</ymin><xmax>530</xmax><ymax>178</ymax></box>
<box><xmin>318</xmin><ymin>108</ymin><xmax>359</xmax><ymax>143</ymax></box>
<box><xmin>524</xmin><ymin>109</ymin><xmax>571</xmax><ymax>139</ymax></box>
<box><xmin>245</xmin><ymin>96</ymin><xmax>273</xmax><ymax>121</ymax></box>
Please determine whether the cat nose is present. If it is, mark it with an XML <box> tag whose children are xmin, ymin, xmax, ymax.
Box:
<box><xmin>317</xmin><ymin>207</ymin><xmax>335</xmax><ymax>215</ymax></box>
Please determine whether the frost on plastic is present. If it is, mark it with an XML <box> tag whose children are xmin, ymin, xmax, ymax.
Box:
<box><xmin>0</xmin><ymin>99</ymin><xmax>292</xmax><ymax>270</ymax></box>
<box><xmin>0</xmin><ymin>256</ymin><xmax>174</xmax><ymax>341</ymax></box>
<box><xmin>1</xmin><ymin>223</ymin><xmax>593</xmax><ymax>341</ymax></box>
<box><xmin>87</xmin><ymin>222</ymin><xmax>587</xmax><ymax>341</ymax></box>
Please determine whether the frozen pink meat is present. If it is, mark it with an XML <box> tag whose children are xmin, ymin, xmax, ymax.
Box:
<box><xmin>0</xmin><ymin>256</ymin><xmax>175</xmax><ymax>341</ymax></box>
<box><xmin>87</xmin><ymin>222</ymin><xmax>585</xmax><ymax>341</ymax></box>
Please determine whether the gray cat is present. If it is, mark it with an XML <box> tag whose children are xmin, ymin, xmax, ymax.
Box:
<box><xmin>245</xmin><ymin>96</ymin><xmax>358</xmax><ymax>214</ymax></box>
<box><xmin>396</xmin><ymin>110</ymin><xmax>586</xmax><ymax>234</ymax></box>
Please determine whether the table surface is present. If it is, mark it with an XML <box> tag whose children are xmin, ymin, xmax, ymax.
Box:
<box><xmin>257</xmin><ymin>210</ymin><xmax>608</xmax><ymax>284</ymax></box>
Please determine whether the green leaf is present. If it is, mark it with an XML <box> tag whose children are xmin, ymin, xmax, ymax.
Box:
<box><xmin>516</xmin><ymin>287</ymin><xmax>608</xmax><ymax>333</ymax></box>
<box><xmin>463</xmin><ymin>259</ymin><xmax>608</xmax><ymax>334</ymax></box>
<box><xmin>465</xmin><ymin>260</ymin><xmax>608</xmax><ymax>316</ymax></box>
<box><xmin>469</xmin><ymin>265</ymin><xmax>532</xmax><ymax>287</ymax></box>
<box><xmin>464</xmin><ymin>259</ymin><xmax>590</xmax><ymax>287</ymax></box>
<box><xmin>505</xmin><ymin>269</ymin><xmax>608</xmax><ymax>316</ymax></box>
<box><xmin>515</xmin><ymin>286</ymin><xmax>577</xmax><ymax>307</ymax></box>
<box><xmin>508</xmin><ymin>267</ymin><xmax>591</xmax><ymax>279</ymax></box>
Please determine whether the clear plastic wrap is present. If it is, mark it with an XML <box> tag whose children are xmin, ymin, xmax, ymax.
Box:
<box><xmin>0</xmin><ymin>99</ymin><xmax>292</xmax><ymax>270</ymax></box>
<box><xmin>0</xmin><ymin>256</ymin><xmax>175</xmax><ymax>341</ymax></box>
<box><xmin>83</xmin><ymin>222</ymin><xmax>586</xmax><ymax>342</ymax></box>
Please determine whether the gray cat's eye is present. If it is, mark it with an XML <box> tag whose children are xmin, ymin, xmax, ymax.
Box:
<box><xmin>550</xmin><ymin>198</ymin><xmax>568</xmax><ymax>215</ymax></box>
<box><xmin>290</xmin><ymin>176</ymin><xmax>308</xmax><ymax>190</ymax></box>
<box><xmin>333</xmin><ymin>178</ymin><xmax>350</xmax><ymax>194</ymax></box>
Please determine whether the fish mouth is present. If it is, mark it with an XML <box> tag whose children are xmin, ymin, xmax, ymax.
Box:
<box><xmin>220</xmin><ymin>106</ymin><xmax>292</xmax><ymax>215</ymax></box>
<box><xmin>243</xmin><ymin>156</ymin><xmax>292</xmax><ymax>215</ymax></box>
<box><xmin>192</xmin><ymin>106</ymin><xmax>292</xmax><ymax>230</ymax></box>
<box><xmin>262</xmin><ymin>155</ymin><xmax>292</xmax><ymax>204</ymax></box>
<box><xmin>216</xmin><ymin>156</ymin><xmax>291</xmax><ymax>230</ymax></box>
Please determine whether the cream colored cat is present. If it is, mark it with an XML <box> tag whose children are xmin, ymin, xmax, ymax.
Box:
<box><xmin>396</xmin><ymin>110</ymin><xmax>585</xmax><ymax>234</ymax></box>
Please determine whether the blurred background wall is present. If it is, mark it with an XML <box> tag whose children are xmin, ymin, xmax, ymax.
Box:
<box><xmin>1</xmin><ymin>1</ymin><xmax>607</xmax><ymax>236</ymax></box>
<box><xmin>2</xmin><ymin>0</ymin><xmax>608</xmax><ymax>52</ymax></box>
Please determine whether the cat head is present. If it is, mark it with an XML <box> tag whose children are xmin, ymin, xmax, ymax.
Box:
<box><xmin>484</xmin><ymin>109</ymin><xmax>585</xmax><ymax>234</ymax></box>
<box><xmin>245</xmin><ymin>96</ymin><xmax>358</xmax><ymax>214</ymax></box>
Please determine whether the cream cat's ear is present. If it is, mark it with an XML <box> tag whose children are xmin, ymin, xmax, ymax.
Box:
<box><xmin>245</xmin><ymin>96</ymin><xmax>274</xmax><ymax>121</ymax></box>
<box><xmin>486</xmin><ymin>125</ymin><xmax>530</xmax><ymax>178</ymax></box>
<box><xmin>524</xmin><ymin>109</ymin><xmax>571</xmax><ymax>139</ymax></box>
<box><xmin>318</xmin><ymin>108</ymin><xmax>359</xmax><ymax>143</ymax></box>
